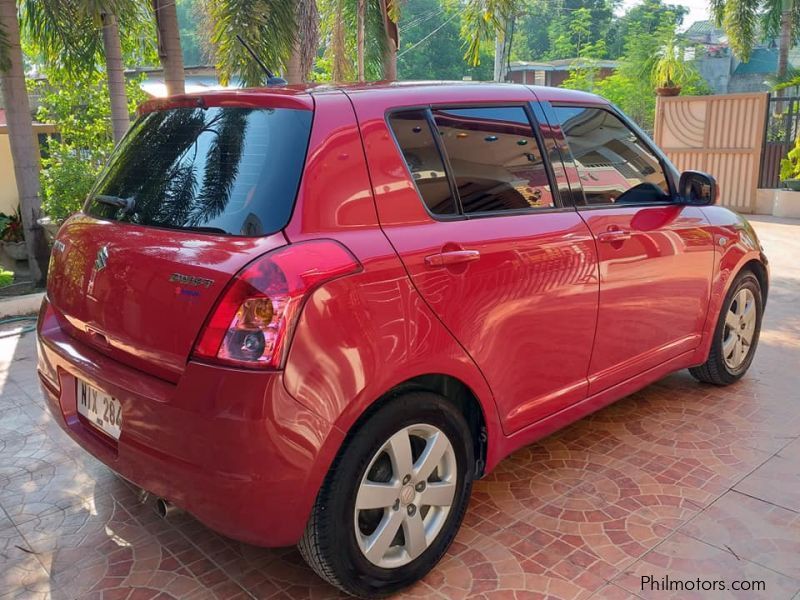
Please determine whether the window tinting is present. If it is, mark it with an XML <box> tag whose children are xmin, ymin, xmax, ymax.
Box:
<box><xmin>432</xmin><ymin>106</ymin><xmax>555</xmax><ymax>214</ymax></box>
<box><xmin>86</xmin><ymin>107</ymin><xmax>312</xmax><ymax>236</ymax></box>
<box><xmin>388</xmin><ymin>110</ymin><xmax>456</xmax><ymax>215</ymax></box>
<box><xmin>552</xmin><ymin>106</ymin><xmax>670</xmax><ymax>206</ymax></box>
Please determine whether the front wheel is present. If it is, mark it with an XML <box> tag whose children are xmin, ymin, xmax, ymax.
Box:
<box><xmin>298</xmin><ymin>392</ymin><xmax>474</xmax><ymax>598</ymax></box>
<box><xmin>690</xmin><ymin>270</ymin><xmax>763</xmax><ymax>385</ymax></box>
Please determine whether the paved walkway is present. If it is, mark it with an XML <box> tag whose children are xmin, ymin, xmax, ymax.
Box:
<box><xmin>1</xmin><ymin>217</ymin><xmax>799</xmax><ymax>599</ymax></box>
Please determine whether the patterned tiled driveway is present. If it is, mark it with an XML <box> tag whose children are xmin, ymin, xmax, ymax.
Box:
<box><xmin>2</xmin><ymin>216</ymin><xmax>799</xmax><ymax>600</ymax></box>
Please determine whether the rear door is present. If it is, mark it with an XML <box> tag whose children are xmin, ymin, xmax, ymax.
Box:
<box><xmin>546</xmin><ymin>103</ymin><xmax>716</xmax><ymax>392</ymax></box>
<box><xmin>353</xmin><ymin>96</ymin><xmax>599</xmax><ymax>434</ymax></box>
<box><xmin>47</xmin><ymin>100</ymin><xmax>313</xmax><ymax>381</ymax></box>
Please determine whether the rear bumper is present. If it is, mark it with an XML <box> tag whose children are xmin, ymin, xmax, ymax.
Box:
<box><xmin>36</xmin><ymin>299</ymin><xmax>342</xmax><ymax>547</ymax></box>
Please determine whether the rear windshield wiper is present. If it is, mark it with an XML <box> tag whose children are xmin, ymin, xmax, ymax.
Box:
<box><xmin>94</xmin><ymin>194</ymin><xmax>135</xmax><ymax>214</ymax></box>
<box><xmin>179</xmin><ymin>225</ymin><xmax>229</xmax><ymax>234</ymax></box>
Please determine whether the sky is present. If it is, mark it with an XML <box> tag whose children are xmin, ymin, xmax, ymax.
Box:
<box><xmin>617</xmin><ymin>0</ymin><xmax>710</xmax><ymax>29</ymax></box>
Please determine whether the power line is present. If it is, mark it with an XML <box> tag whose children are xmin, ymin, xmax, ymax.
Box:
<box><xmin>398</xmin><ymin>11</ymin><xmax>460</xmax><ymax>58</ymax></box>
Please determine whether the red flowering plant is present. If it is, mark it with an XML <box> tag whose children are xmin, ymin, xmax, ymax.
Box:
<box><xmin>0</xmin><ymin>209</ymin><xmax>24</xmax><ymax>243</ymax></box>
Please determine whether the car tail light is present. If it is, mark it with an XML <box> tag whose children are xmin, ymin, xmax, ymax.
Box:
<box><xmin>192</xmin><ymin>240</ymin><xmax>361</xmax><ymax>369</ymax></box>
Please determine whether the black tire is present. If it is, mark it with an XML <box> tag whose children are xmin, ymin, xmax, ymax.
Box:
<box><xmin>298</xmin><ymin>391</ymin><xmax>474</xmax><ymax>598</ymax></box>
<box><xmin>690</xmin><ymin>270</ymin><xmax>763</xmax><ymax>385</ymax></box>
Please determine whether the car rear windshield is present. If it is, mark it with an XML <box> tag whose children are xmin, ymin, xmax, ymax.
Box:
<box><xmin>86</xmin><ymin>106</ymin><xmax>312</xmax><ymax>236</ymax></box>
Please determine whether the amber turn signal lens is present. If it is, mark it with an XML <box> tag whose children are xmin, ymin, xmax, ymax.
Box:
<box><xmin>239</xmin><ymin>297</ymin><xmax>274</xmax><ymax>328</ymax></box>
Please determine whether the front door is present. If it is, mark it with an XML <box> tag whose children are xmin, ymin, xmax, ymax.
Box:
<box><xmin>549</xmin><ymin>104</ymin><xmax>716</xmax><ymax>393</ymax></box>
<box><xmin>352</xmin><ymin>98</ymin><xmax>599</xmax><ymax>434</ymax></box>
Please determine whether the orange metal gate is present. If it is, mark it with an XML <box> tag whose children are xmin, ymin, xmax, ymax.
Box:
<box><xmin>654</xmin><ymin>93</ymin><xmax>769</xmax><ymax>213</ymax></box>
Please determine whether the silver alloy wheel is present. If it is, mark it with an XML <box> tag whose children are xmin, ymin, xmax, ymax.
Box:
<box><xmin>354</xmin><ymin>424</ymin><xmax>458</xmax><ymax>568</ymax></box>
<box><xmin>723</xmin><ymin>287</ymin><xmax>757</xmax><ymax>370</ymax></box>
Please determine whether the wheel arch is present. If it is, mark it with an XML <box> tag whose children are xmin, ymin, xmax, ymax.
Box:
<box><xmin>345</xmin><ymin>374</ymin><xmax>490</xmax><ymax>479</ymax></box>
<box><xmin>740</xmin><ymin>257</ymin><xmax>769</xmax><ymax>306</ymax></box>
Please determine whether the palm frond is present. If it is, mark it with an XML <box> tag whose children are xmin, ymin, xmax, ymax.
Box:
<box><xmin>207</xmin><ymin>0</ymin><xmax>298</xmax><ymax>87</ymax></box>
<box><xmin>461</xmin><ymin>0</ymin><xmax>515</xmax><ymax>66</ymax></box>
<box><xmin>722</xmin><ymin>0</ymin><xmax>761</xmax><ymax>61</ymax></box>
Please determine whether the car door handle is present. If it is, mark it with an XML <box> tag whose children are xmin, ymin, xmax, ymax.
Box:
<box><xmin>424</xmin><ymin>250</ymin><xmax>481</xmax><ymax>267</ymax></box>
<box><xmin>597</xmin><ymin>230</ymin><xmax>632</xmax><ymax>243</ymax></box>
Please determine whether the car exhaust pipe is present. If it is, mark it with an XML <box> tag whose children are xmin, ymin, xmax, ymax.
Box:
<box><xmin>155</xmin><ymin>497</ymin><xmax>181</xmax><ymax>519</ymax></box>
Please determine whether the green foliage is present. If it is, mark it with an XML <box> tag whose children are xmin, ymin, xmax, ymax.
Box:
<box><xmin>564</xmin><ymin>16</ymin><xmax>709</xmax><ymax>130</ymax></box>
<box><xmin>0</xmin><ymin>209</ymin><xmax>23</xmax><ymax>243</ymax></box>
<box><xmin>0</xmin><ymin>269</ymin><xmax>13</xmax><ymax>288</ymax></box>
<box><xmin>651</xmin><ymin>37</ymin><xmax>688</xmax><ymax>88</ymax></box>
<box><xmin>0</xmin><ymin>19</ymin><xmax>10</xmax><ymax>72</ymax></box>
<box><xmin>606</xmin><ymin>0</ymin><xmax>687</xmax><ymax>58</ymax></box>
<box><xmin>176</xmin><ymin>0</ymin><xmax>211</xmax><ymax>66</ymax></box>
<box><xmin>20</xmin><ymin>0</ymin><xmax>156</xmax><ymax>77</ymax></box>
<box><xmin>33</xmin><ymin>71</ymin><xmax>148</xmax><ymax>223</ymax></box>
<box><xmin>780</xmin><ymin>135</ymin><xmax>800</xmax><ymax>180</ymax></box>
<box><xmin>397</xmin><ymin>0</ymin><xmax>492</xmax><ymax>79</ymax></box>
<box><xmin>207</xmin><ymin>0</ymin><xmax>298</xmax><ymax>86</ymax></box>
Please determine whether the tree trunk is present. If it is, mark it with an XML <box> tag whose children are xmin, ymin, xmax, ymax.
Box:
<box><xmin>331</xmin><ymin>2</ymin><xmax>348</xmax><ymax>82</ymax></box>
<box><xmin>152</xmin><ymin>0</ymin><xmax>185</xmax><ymax>95</ymax></box>
<box><xmin>286</xmin><ymin>44</ymin><xmax>303</xmax><ymax>84</ymax></box>
<box><xmin>101</xmin><ymin>13</ymin><xmax>130</xmax><ymax>143</ymax></box>
<box><xmin>381</xmin><ymin>0</ymin><xmax>398</xmax><ymax>81</ymax></box>
<box><xmin>357</xmin><ymin>0</ymin><xmax>366</xmax><ymax>82</ymax></box>
<box><xmin>0</xmin><ymin>0</ymin><xmax>48</xmax><ymax>285</ymax></box>
<box><xmin>777</xmin><ymin>1</ymin><xmax>792</xmax><ymax>97</ymax></box>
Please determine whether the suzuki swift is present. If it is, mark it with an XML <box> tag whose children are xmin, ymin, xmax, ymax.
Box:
<box><xmin>37</xmin><ymin>82</ymin><xmax>768</xmax><ymax>598</ymax></box>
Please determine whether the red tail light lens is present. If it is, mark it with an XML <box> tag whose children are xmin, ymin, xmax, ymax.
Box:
<box><xmin>192</xmin><ymin>240</ymin><xmax>360</xmax><ymax>369</ymax></box>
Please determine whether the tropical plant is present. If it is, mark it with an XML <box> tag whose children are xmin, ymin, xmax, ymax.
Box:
<box><xmin>780</xmin><ymin>135</ymin><xmax>800</xmax><ymax>180</ymax></box>
<box><xmin>206</xmin><ymin>0</ymin><xmax>318</xmax><ymax>85</ymax></box>
<box><xmin>34</xmin><ymin>71</ymin><xmax>148</xmax><ymax>224</ymax></box>
<box><xmin>651</xmin><ymin>38</ymin><xmax>687</xmax><ymax>89</ymax></box>
<box><xmin>711</xmin><ymin>0</ymin><xmax>796</xmax><ymax>93</ymax></box>
<box><xmin>0</xmin><ymin>208</ymin><xmax>24</xmax><ymax>243</ymax></box>
<box><xmin>21</xmin><ymin>0</ymin><xmax>154</xmax><ymax>142</ymax></box>
<box><xmin>0</xmin><ymin>0</ymin><xmax>49</xmax><ymax>284</ymax></box>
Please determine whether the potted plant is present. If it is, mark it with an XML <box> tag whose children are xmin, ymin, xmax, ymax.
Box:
<box><xmin>652</xmin><ymin>38</ymin><xmax>687</xmax><ymax>96</ymax></box>
<box><xmin>780</xmin><ymin>136</ymin><xmax>800</xmax><ymax>191</ymax></box>
<box><xmin>0</xmin><ymin>209</ymin><xmax>27</xmax><ymax>262</ymax></box>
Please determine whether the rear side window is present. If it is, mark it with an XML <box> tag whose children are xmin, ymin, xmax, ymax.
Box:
<box><xmin>388</xmin><ymin>110</ymin><xmax>456</xmax><ymax>216</ymax></box>
<box><xmin>552</xmin><ymin>106</ymin><xmax>670</xmax><ymax>206</ymax></box>
<box><xmin>431</xmin><ymin>107</ymin><xmax>554</xmax><ymax>214</ymax></box>
<box><xmin>87</xmin><ymin>107</ymin><xmax>312</xmax><ymax>236</ymax></box>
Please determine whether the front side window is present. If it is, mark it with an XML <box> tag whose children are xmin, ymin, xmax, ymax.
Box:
<box><xmin>432</xmin><ymin>107</ymin><xmax>555</xmax><ymax>214</ymax></box>
<box><xmin>552</xmin><ymin>106</ymin><xmax>670</xmax><ymax>206</ymax></box>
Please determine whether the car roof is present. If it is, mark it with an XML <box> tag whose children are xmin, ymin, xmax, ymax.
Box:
<box><xmin>141</xmin><ymin>81</ymin><xmax>608</xmax><ymax>112</ymax></box>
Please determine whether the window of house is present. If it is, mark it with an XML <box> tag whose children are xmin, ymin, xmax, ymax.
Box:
<box><xmin>552</xmin><ymin>106</ymin><xmax>671</xmax><ymax>206</ymax></box>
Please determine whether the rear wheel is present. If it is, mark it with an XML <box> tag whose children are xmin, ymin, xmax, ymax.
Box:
<box><xmin>298</xmin><ymin>392</ymin><xmax>474</xmax><ymax>598</ymax></box>
<box><xmin>690</xmin><ymin>270</ymin><xmax>763</xmax><ymax>385</ymax></box>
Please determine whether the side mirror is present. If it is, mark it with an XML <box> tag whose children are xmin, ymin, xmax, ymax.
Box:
<box><xmin>679</xmin><ymin>170</ymin><xmax>718</xmax><ymax>206</ymax></box>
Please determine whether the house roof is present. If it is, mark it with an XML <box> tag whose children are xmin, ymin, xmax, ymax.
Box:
<box><xmin>733</xmin><ymin>48</ymin><xmax>778</xmax><ymax>75</ymax></box>
<box><xmin>509</xmin><ymin>59</ymin><xmax>618</xmax><ymax>72</ymax></box>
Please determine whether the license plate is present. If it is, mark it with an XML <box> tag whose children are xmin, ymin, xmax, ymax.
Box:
<box><xmin>76</xmin><ymin>379</ymin><xmax>122</xmax><ymax>440</ymax></box>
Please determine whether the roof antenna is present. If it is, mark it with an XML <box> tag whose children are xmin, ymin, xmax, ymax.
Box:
<box><xmin>235</xmin><ymin>34</ymin><xmax>287</xmax><ymax>86</ymax></box>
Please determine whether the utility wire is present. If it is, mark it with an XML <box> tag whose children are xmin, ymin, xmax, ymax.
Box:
<box><xmin>398</xmin><ymin>11</ymin><xmax>460</xmax><ymax>58</ymax></box>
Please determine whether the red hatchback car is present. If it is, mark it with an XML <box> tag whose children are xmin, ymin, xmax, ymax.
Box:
<box><xmin>38</xmin><ymin>82</ymin><xmax>768</xmax><ymax>597</ymax></box>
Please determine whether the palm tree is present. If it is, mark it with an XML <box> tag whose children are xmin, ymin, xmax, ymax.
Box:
<box><xmin>22</xmin><ymin>0</ymin><xmax>152</xmax><ymax>143</ymax></box>
<box><xmin>321</xmin><ymin>0</ymin><xmax>395</xmax><ymax>81</ymax></box>
<box><xmin>711</xmin><ymin>0</ymin><xmax>796</xmax><ymax>92</ymax></box>
<box><xmin>0</xmin><ymin>0</ymin><xmax>49</xmax><ymax>284</ymax></box>
<box><xmin>207</xmin><ymin>0</ymin><xmax>319</xmax><ymax>85</ymax></box>
<box><xmin>461</xmin><ymin>0</ymin><xmax>515</xmax><ymax>80</ymax></box>
<box><xmin>152</xmin><ymin>0</ymin><xmax>185</xmax><ymax>95</ymax></box>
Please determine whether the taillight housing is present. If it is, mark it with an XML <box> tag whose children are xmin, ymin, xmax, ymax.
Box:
<box><xmin>192</xmin><ymin>240</ymin><xmax>361</xmax><ymax>369</ymax></box>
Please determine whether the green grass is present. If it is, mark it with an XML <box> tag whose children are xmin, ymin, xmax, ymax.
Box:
<box><xmin>0</xmin><ymin>269</ymin><xmax>13</xmax><ymax>288</ymax></box>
